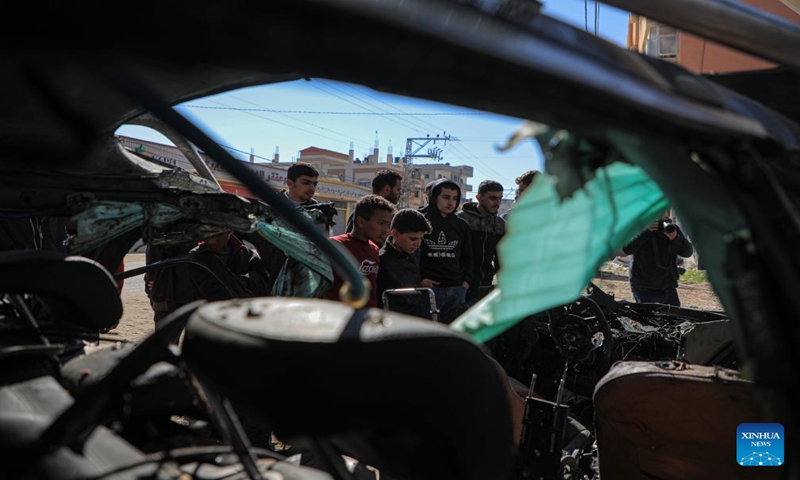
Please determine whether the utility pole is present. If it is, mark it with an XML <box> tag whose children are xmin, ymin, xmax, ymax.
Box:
<box><xmin>400</xmin><ymin>133</ymin><xmax>452</xmax><ymax>208</ymax></box>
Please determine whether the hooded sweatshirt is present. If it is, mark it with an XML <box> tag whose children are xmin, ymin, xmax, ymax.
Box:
<box><xmin>377</xmin><ymin>236</ymin><xmax>423</xmax><ymax>316</ymax></box>
<box><xmin>456</xmin><ymin>201</ymin><xmax>506</xmax><ymax>287</ymax></box>
<box><xmin>419</xmin><ymin>178</ymin><xmax>473</xmax><ymax>287</ymax></box>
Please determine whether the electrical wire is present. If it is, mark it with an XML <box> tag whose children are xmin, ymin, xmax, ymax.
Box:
<box><xmin>184</xmin><ymin>104</ymin><xmax>488</xmax><ymax>116</ymax></box>
<box><xmin>223</xmin><ymin>92</ymin><xmax>373</xmax><ymax>151</ymax></box>
<box><xmin>308</xmin><ymin>80</ymin><xmax>427</xmax><ymax>135</ymax></box>
<box><xmin>183</xmin><ymin>99</ymin><xmax>363</xmax><ymax>150</ymax></box>
<box><xmin>331</xmin><ymin>79</ymin><xmax>518</xmax><ymax>184</ymax></box>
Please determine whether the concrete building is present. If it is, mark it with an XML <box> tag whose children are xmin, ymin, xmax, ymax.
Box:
<box><xmin>269</xmin><ymin>141</ymin><xmax>419</xmax><ymax>209</ymax></box>
<box><xmin>119</xmin><ymin>134</ymin><xmax>474</xmax><ymax>222</ymax></box>
<box><xmin>275</xmin><ymin>143</ymin><xmax>473</xmax><ymax>210</ymax></box>
<box><xmin>412</xmin><ymin>163</ymin><xmax>473</xmax><ymax>198</ymax></box>
<box><xmin>297</xmin><ymin>143</ymin><xmax>403</xmax><ymax>191</ymax></box>
<box><xmin>627</xmin><ymin>0</ymin><xmax>800</xmax><ymax>74</ymax></box>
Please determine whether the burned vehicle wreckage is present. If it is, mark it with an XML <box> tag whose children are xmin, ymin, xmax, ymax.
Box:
<box><xmin>1</xmin><ymin>0</ymin><xmax>799</xmax><ymax>479</ymax></box>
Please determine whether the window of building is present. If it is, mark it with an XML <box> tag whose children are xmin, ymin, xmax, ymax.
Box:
<box><xmin>645</xmin><ymin>24</ymin><xmax>678</xmax><ymax>59</ymax></box>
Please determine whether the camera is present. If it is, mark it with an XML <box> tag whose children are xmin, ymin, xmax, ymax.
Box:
<box><xmin>658</xmin><ymin>218</ymin><xmax>677</xmax><ymax>234</ymax></box>
<box><xmin>664</xmin><ymin>223</ymin><xmax>677</xmax><ymax>234</ymax></box>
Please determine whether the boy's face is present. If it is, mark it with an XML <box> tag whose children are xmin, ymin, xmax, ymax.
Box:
<box><xmin>435</xmin><ymin>187</ymin><xmax>458</xmax><ymax>215</ymax></box>
<box><xmin>392</xmin><ymin>229</ymin><xmax>425</xmax><ymax>254</ymax></box>
<box><xmin>287</xmin><ymin>175</ymin><xmax>318</xmax><ymax>202</ymax></box>
<box><xmin>358</xmin><ymin>209</ymin><xmax>393</xmax><ymax>245</ymax></box>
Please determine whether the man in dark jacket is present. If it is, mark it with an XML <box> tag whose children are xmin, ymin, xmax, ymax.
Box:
<box><xmin>622</xmin><ymin>215</ymin><xmax>694</xmax><ymax>306</ymax></box>
<box><xmin>187</xmin><ymin>231</ymin><xmax>270</xmax><ymax>302</ymax></box>
<box><xmin>456</xmin><ymin>180</ymin><xmax>506</xmax><ymax>300</ymax></box>
<box><xmin>419</xmin><ymin>178</ymin><xmax>473</xmax><ymax>321</ymax></box>
<box><xmin>145</xmin><ymin>242</ymin><xmax>196</xmax><ymax>324</ymax></box>
<box><xmin>377</xmin><ymin>208</ymin><xmax>432</xmax><ymax>317</ymax></box>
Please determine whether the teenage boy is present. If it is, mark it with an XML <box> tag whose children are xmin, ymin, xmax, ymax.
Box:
<box><xmin>419</xmin><ymin>178</ymin><xmax>472</xmax><ymax>321</ymax></box>
<box><xmin>346</xmin><ymin>169</ymin><xmax>403</xmax><ymax>234</ymax></box>
<box><xmin>457</xmin><ymin>180</ymin><xmax>506</xmax><ymax>300</ymax></box>
<box><xmin>284</xmin><ymin>162</ymin><xmax>319</xmax><ymax>205</ymax></box>
<box><xmin>250</xmin><ymin>162</ymin><xmax>320</xmax><ymax>292</ymax></box>
<box><xmin>377</xmin><ymin>208</ymin><xmax>432</xmax><ymax>317</ymax></box>
<box><xmin>323</xmin><ymin>195</ymin><xmax>395</xmax><ymax>308</ymax></box>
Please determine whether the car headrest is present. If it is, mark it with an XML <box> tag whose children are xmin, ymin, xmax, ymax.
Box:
<box><xmin>181</xmin><ymin>298</ymin><xmax>514</xmax><ymax>480</ymax></box>
<box><xmin>0</xmin><ymin>251</ymin><xmax>122</xmax><ymax>331</ymax></box>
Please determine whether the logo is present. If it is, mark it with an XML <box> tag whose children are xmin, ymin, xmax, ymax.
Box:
<box><xmin>737</xmin><ymin>423</ymin><xmax>783</xmax><ymax>466</ymax></box>
<box><xmin>359</xmin><ymin>259</ymin><xmax>379</xmax><ymax>276</ymax></box>
<box><xmin>424</xmin><ymin>231</ymin><xmax>459</xmax><ymax>258</ymax></box>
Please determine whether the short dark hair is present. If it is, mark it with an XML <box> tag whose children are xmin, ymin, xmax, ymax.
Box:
<box><xmin>515</xmin><ymin>170</ymin><xmax>539</xmax><ymax>187</ymax></box>
<box><xmin>354</xmin><ymin>194</ymin><xmax>396</xmax><ymax>221</ymax></box>
<box><xmin>372</xmin><ymin>169</ymin><xmax>402</xmax><ymax>194</ymax></box>
<box><xmin>478</xmin><ymin>180</ymin><xmax>504</xmax><ymax>195</ymax></box>
<box><xmin>288</xmin><ymin>162</ymin><xmax>319</xmax><ymax>181</ymax></box>
<box><xmin>391</xmin><ymin>208</ymin><xmax>432</xmax><ymax>234</ymax></box>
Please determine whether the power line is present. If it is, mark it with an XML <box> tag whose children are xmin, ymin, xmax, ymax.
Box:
<box><xmin>585</xmin><ymin>0</ymin><xmax>589</xmax><ymax>31</ymax></box>
<box><xmin>308</xmin><ymin>80</ymin><xmax>428</xmax><ymax>135</ymax></box>
<box><xmin>183</xmin><ymin>105</ymin><xmax>490</xmax><ymax>116</ymax></box>
<box><xmin>342</xmin><ymin>83</ymin><xmax>457</xmax><ymax>133</ymax></box>
<box><xmin>183</xmin><ymin>99</ymin><xmax>365</xmax><ymax>154</ymax></box>
<box><xmin>222</xmin><ymin>92</ymin><xmax>373</xmax><ymax>150</ymax></box>
<box><xmin>448</xmin><ymin>142</ymin><xmax>508</xmax><ymax>182</ymax></box>
<box><xmin>585</xmin><ymin>0</ymin><xmax>600</xmax><ymax>36</ymax></box>
<box><xmin>329</xmin><ymin>80</ymin><xmax>512</xmax><ymax>182</ymax></box>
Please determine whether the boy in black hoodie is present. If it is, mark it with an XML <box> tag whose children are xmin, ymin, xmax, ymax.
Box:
<box><xmin>419</xmin><ymin>178</ymin><xmax>473</xmax><ymax>321</ymax></box>
<box><xmin>377</xmin><ymin>208</ymin><xmax>432</xmax><ymax>317</ymax></box>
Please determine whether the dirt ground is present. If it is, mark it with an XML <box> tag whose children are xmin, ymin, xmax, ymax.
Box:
<box><xmin>111</xmin><ymin>254</ymin><xmax>155</xmax><ymax>343</ymax></box>
<box><xmin>591</xmin><ymin>261</ymin><xmax>724</xmax><ymax>312</ymax></box>
<box><xmin>108</xmin><ymin>254</ymin><xmax>725</xmax><ymax>344</ymax></box>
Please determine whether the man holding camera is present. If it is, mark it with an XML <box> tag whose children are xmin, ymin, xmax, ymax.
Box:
<box><xmin>622</xmin><ymin>216</ymin><xmax>694</xmax><ymax>306</ymax></box>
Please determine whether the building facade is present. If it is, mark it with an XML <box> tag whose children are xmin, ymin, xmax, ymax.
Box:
<box><xmin>627</xmin><ymin>0</ymin><xmax>800</xmax><ymax>74</ymax></box>
<box><xmin>409</xmin><ymin>163</ymin><xmax>474</xmax><ymax>205</ymax></box>
<box><xmin>275</xmin><ymin>144</ymin><xmax>474</xmax><ymax>210</ymax></box>
<box><xmin>117</xmin><ymin>135</ymin><xmax>369</xmax><ymax>235</ymax></box>
<box><xmin>118</xmin><ymin>135</ymin><xmax>475</xmax><ymax>226</ymax></box>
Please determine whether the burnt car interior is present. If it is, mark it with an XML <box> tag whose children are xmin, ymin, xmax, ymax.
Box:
<box><xmin>1</xmin><ymin>0</ymin><xmax>799</xmax><ymax>479</ymax></box>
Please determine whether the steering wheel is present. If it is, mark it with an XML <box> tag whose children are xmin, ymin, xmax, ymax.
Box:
<box><xmin>547</xmin><ymin>296</ymin><xmax>615</xmax><ymax>374</ymax></box>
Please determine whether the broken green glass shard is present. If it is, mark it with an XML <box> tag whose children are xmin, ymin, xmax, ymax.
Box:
<box><xmin>451</xmin><ymin>161</ymin><xmax>668</xmax><ymax>343</ymax></box>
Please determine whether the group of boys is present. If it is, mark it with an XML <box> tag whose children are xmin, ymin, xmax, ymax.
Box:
<box><xmin>145</xmin><ymin>162</ymin><xmax>539</xmax><ymax>325</ymax></box>
<box><xmin>323</xmin><ymin>166</ymin><xmax>536</xmax><ymax>322</ymax></box>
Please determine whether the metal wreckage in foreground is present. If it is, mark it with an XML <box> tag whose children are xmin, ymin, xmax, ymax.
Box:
<box><xmin>0</xmin><ymin>0</ymin><xmax>798</xmax><ymax>479</ymax></box>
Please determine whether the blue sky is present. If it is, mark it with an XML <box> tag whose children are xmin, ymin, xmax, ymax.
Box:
<box><xmin>117</xmin><ymin>1</ymin><xmax>630</xmax><ymax>200</ymax></box>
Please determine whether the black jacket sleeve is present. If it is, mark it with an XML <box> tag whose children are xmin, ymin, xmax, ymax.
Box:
<box><xmin>459</xmin><ymin>219</ymin><xmax>473</xmax><ymax>286</ymax></box>
<box><xmin>670</xmin><ymin>226</ymin><xmax>694</xmax><ymax>258</ymax></box>
<box><xmin>622</xmin><ymin>230</ymin><xmax>654</xmax><ymax>255</ymax></box>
